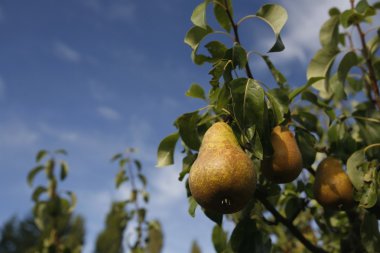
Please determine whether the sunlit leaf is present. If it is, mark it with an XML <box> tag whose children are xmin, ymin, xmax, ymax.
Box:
<box><xmin>36</xmin><ymin>150</ymin><xmax>48</xmax><ymax>163</ymax></box>
<box><xmin>212</xmin><ymin>225</ymin><xmax>228</xmax><ymax>253</ymax></box>
<box><xmin>319</xmin><ymin>15</ymin><xmax>339</xmax><ymax>49</ymax></box>
<box><xmin>188</xmin><ymin>196</ymin><xmax>198</xmax><ymax>217</ymax></box>
<box><xmin>156</xmin><ymin>132</ymin><xmax>179</xmax><ymax>167</ymax></box>
<box><xmin>186</xmin><ymin>83</ymin><xmax>206</xmax><ymax>100</ymax></box>
<box><xmin>256</xmin><ymin>4</ymin><xmax>288</xmax><ymax>52</ymax></box>
<box><xmin>213</xmin><ymin>0</ymin><xmax>233</xmax><ymax>32</ymax></box>
<box><xmin>191</xmin><ymin>1</ymin><xmax>211</xmax><ymax>29</ymax></box>
<box><xmin>32</xmin><ymin>186</ymin><xmax>47</xmax><ymax>202</ymax></box>
<box><xmin>347</xmin><ymin>149</ymin><xmax>366</xmax><ymax>190</ymax></box>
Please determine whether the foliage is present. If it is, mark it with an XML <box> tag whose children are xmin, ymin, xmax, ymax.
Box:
<box><xmin>95</xmin><ymin>148</ymin><xmax>163</xmax><ymax>253</ymax></box>
<box><xmin>0</xmin><ymin>214</ymin><xmax>84</xmax><ymax>253</ymax></box>
<box><xmin>157</xmin><ymin>0</ymin><xmax>380</xmax><ymax>252</ymax></box>
<box><xmin>26</xmin><ymin>149</ymin><xmax>82</xmax><ymax>253</ymax></box>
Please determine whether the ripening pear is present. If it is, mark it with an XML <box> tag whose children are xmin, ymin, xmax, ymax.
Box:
<box><xmin>189</xmin><ymin>122</ymin><xmax>256</xmax><ymax>214</ymax></box>
<box><xmin>313</xmin><ymin>157</ymin><xmax>354</xmax><ymax>209</ymax></box>
<box><xmin>263</xmin><ymin>126</ymin><xmax>303</xmax><ymax>183</ymax></box>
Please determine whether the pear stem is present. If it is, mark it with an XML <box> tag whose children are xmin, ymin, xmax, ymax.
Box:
<box><xmin>255</xmin><ymin>189</ymin><xmax>328</xmax><ymax>253</ymax></box>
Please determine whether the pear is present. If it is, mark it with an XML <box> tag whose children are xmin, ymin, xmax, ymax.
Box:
<box><xmin>313</xmin><ymin>157</ymin><xmax>354</xmax><ymax>209</ymax></box>
<box><xmin>189</xmin><ymin>122</ymin><xmax>256</xmax><ymax>214</ymax></box>
<box><xmin>263</xmin><ymin>126</ymin><xmax>303</xmax><ymax>183</ymax></box>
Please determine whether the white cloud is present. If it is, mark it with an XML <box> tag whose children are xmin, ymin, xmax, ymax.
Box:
<box><xmin>54</xmin><ymin>41</ymin><xmax>82</xmax><ymax>63</ymax></box>
<box><xmin>0</xmin><ymin>121</ymin><xmax>39</xmax><ymax>148</ymax></box>
<box><xmin>0</xmin><ymin>76</ymin><xmax>5</xmax><ymax>99</ymax></box>
<box><xmin>269</xmin><ymin>0</ymin><xmax>350</xmax><ymax>63</ymax></box>
<box><xmin>97</xmin><ymin>106</ymin><xmax>121</xmax><ymax>120</ymax></box>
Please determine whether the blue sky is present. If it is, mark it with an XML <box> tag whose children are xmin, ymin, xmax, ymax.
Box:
<box><xmin>0</xmin><ymin>0</ymin><xmax>354</xmax><ymax>252</ymax></box>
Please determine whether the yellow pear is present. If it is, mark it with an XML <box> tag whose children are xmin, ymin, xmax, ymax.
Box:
<box><xmin>313</xmin><ymin>157</ymin><xmax>354</xmax><ymax>209</ymax></box>
<box><xmin>189</xmin><ymin>122</ymin><xmax>256</xmax><ymax>214</ymax></box>
<box><xmin>263</xmin><ymin>126</ymin><xmax>303</xmax><ymax>183</ymax></box>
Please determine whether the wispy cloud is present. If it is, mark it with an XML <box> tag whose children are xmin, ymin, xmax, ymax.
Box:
<box><xmin>97</xmin><ymin>106</ymin><xmax>121</xmax><ymax>121</ymax></box>
<box><xmin>54</xmin><ymin>41</ymin><xmax>82</xmax><ymax>63</ymax></box>
<box><xmin>81</xmin><ymin>0</ymin><xmax>136</xmax><ymax>23</ymax></box>
<box><xmin>108</xmin><ymin>3</ymin><xmax>136</xmax><ymax>22</ymax></box>
<box><xmin>267</xmin><ymin>0</ymin><xmax>350</xmax><ymax>64</ymax></box>
<box><xmin>0</xmin><ymin>121</ymin><xmax>39</xmax><ymax>148</ymax></box>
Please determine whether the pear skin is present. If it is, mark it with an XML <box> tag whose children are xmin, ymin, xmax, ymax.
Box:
<box><xmin>189</xmin><ymin>122</ymin><xmax>256</xmax><ymax>214</ymax></box>
<box><xmin>263</xmin><ymin>126</ymin><xmax>303</xmax><ymax>183</ymax></box>
<box><xmin>313</xmin><ymin>157</ymin><xmax>354</xmax><ymax>209</ymax></box>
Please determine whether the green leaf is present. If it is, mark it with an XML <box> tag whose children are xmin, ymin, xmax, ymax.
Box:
<box><xmin>212</xmin><ymin>225</ymin><xmax>228</xmax><ymax>253</ymax></box>
<box><xmin>138</xmin><ymin>208</ymin><xmax>146</xmax><ymax>223</ymax></box>
<box><xmin>329</xmin><ymin>74</ymin><xmax>347</xmax><ymax>101</ymax></box>
<box><xmin>289</xmin><ymin>77</ymin><xmax>324</xmax><ymax>101</ymax></box>
<box><xmin>179</xmin><ymin>153</ymin><xmax>197</xmax><ymax>181</ymax></box>
<box><xmin>32</xmin><ymin>186</ymin><xmax>47</xmax><ymax>202</ymax></box>
<box><xmin>138</xmin><ymin>174</ymin><xmax>147</xmax><ymax>187</ymax></box>
<box><xmin>319</xmin><ymin>15</ymin><xmax>340</xmax><ymax>49</ymax></box>
<box><xmin>230</xmin><ymin>78</ymin><xmax>265</xmax><ymax>131</ymax></box>
<box><xmin>45</xmin><ymin>159</ymin><xmax>55</xmax><ymax>180</ymax></box>
<box><xmin>111</xmin><ymin>153</ymin><xmax>122</xmax><ymax>162</ymax></box>
<box><xmin>230</xmin><ymin>220</ymin><xmax>256</xmax><ymax>252</ymax></box>
<box><xmin>188</xmin><ymin>196</ymin><xmax>198</xmax><ymax>217</ymax></box>
<box><xmin>256</xmin><ymin>4</ymin><xmax>288</xmax><ymax>52</ymax></box>
<box><xmin>359</xmin><ymin>179</ymin><xmax>378</xmax><ymax>208</ymax></box>
<box><xmin>134</xmin><ymin>159</ymin><xmax>142</xmax><ymax>170</ymax></box>
<box><xmin>186</xmin><ymin>83</ymin><xmax>206</xmax><ymax>100</ymax></box>
<box><xmin>191</xmin><ymin>1</ymin><xmax>210</xmax><ymax>29</ymax></box>
<box><xmin>60</xmin><ymin>161</ymin><xmax>69</xmax><ymax>181</ymax></box>
<box><xmin>293</xmin><ymin>111</ymin><xmax>318</xmax><ymax>132</ymax></box>
<box><xmin>214</xmin><ymin>0</ymin><xmax>232</xmax><ymax>32</ymax></box>
<box><xmin>54</xmin><ymin>149</ymin><xmax>67</xmax><ymax>155</ymax></box>
<box><xmin>347</xmin><ymin>149</ymin><xmax>366</xmax><ymax>190</ymax></box>
<box><xmin>337</xmin><ymin>51</ymin><xmax>359</xmax><ymax>85</ymax></box>
<box><xmin>156</xmin><ymin>132</ymin><xmax>179</xmax><ymax>167</ymax></box>
<box><xmin>340</xmin><ymin>9</ymin><xmax>363</xmax><ymax>28</ymax></box>
<box><xmin>205</xmin><ymin>41</ymin><xmax>228</xmax><ymax>60</ymax></box>
<box><xmin>115</xmin><ymin>170</ymin><xmax>126</xmax><ymax>188</ymax></box>
<box><xmin>65</xmin><ymin>191</ymin><xmax>77</xmax><ymax>213</ymax></box>
<box><xmin>184</xmin><ymin>25</ymin><xmax>213</xmax><ymax>64</ymax></box>
<box><xmin>224</xmin><ymin>45</ymin><xmax>248</xmax><ymax>69</ymax></box>
<box><xmin>27</xmin><ymin>165</ymin><xmax>44</xmax><ymax>187</ymax></box>
<box><xmin>266</xmin><ymin>88</ymin><xmax>289</xmax><ymax>125</ymax></box>
<box><xmin>307</xmin><ymin>48</ymin><xmax>339</xmax><ymax>98</ymax></box>
<box><xmin>147</xmin><ymin>220</ymin><xmax>164</xmax><ymax>253</ymax></box>
<box><xmin>361</xmin><ymin>212</ymin><xmax>380</xmax><ymax>252</ymax></box>
<box><xmin>295</xmin><ymin>128</ymin><xmax>317</xmax><ymax>167</ymax></box>
<box><xmin>261</xmin><ymin>55</ymin><xmax>287</xmax><ymax>87</ymax></box>
<box><xmin>36</xmin><ymin>150</ymin><xmax>48</xmax><ymax>163</ymax></box>
<box><xmin>177</xmin><ymin>112</ymin><xmax>201</xmax><ymax>150</ymax></box>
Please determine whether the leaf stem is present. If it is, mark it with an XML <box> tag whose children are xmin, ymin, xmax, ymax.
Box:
<box><xmin>364</xmin><ymin>143</ymin><xmax>380</xmax><ymax>153</ymax></box>
<box><xmin>255</xmin><ymin>189</ymin><xmax>328</xmax><ymax>253</ymax></box>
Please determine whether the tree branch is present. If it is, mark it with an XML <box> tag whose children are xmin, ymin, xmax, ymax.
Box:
<box><xmin>223</xmin><ymin>0</ymin><xmax>254</xmax><ymax>79</ymax></box>
<box><xmin>255</xmin><ymin>189</ymin><xmax>328</xmax><ymax>253</ymax></box>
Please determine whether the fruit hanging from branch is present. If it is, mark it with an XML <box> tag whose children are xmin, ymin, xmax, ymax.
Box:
<box><xmin>189</xmin><ymin>122</ymin><xmax>256</xmax><ymax>214</ymax></box>
<box><xmin>263</xmin><ymin>125</ymin><xmax>303</xmax><ymax>184</ymax></box>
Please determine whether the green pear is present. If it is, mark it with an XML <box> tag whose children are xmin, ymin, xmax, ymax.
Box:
<box><xmin>189</xmin><ymin>122</ymin><xmax>256</xmax><ymax>214</ymax></box>
<box><xmin>313</xmin><ymin>157</ymin><xmax>354</xmax><ymax>209</ymax></box>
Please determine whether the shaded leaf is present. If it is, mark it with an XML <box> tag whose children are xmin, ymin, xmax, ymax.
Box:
<box><xmin>67</xmin><ymin>191</ymin><xmax>77</xmax><ymax>213</ymax></box>
<box><xmin>60</xmin><ymin>161</ymin><xmax>69</xmax><ymax>181</ymax></box>
<box><xmin>266</xmin><ymin>88</ymin><xmax>289</xmax><ymax>125</ymax></box>
<box><xmin>204</xmin><ymin>209</ymin><xmax>223</xmax><ymax>225</ymax></box>
<box><xmin>27</xmin><ymin>165</ymin><xmax>44</xmax><ymax>187</ymax></box>
<box><xmin>156</xmin><ymin>132</ymin><xmax>179</xmax><ymax>167</ymax></box>
<box><xmin>138</xmin><ymin>174</ymin><xmax>147</xmax><ymax>187</ymax></box>
<box><xmin>295</xmin><ymin>128</ymin><xmax>317</xmax><ymax>167</ymax></box>
<box><xmin>261</xmin><ymin>55</ymin><xmax>287</xmax><ymax>87</ymax></box>
<box><xmin>177</xmin><ymin>112</ymin><xmax>201</xmax><ymax>150</ymax></box>
<box><xmin>32</xmin><ymin>186</ymin><xmax>47</xmax><ymax>202</ymax></box>
<box><xmin>179</xmin><ymin>153</ymin><xmax>197</xmax><ymax>181</ymax></box>
<box><xmin>36</xmin><ymin>150</ymin><xmax>48</xmax><ymax>163</ymax></box>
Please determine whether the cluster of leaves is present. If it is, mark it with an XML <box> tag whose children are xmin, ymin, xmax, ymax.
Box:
<box><xmin>157</xmin><ymin>0</ymin><xmax>380</xmax><ymax>252</ymax></box>
<box><xmin>27</xmin><ymin>149</ymin><xmax>81</xmax><ymax>253</ymax></box>
<box><xmin>95</xmin><ymin>148</ymin><xmax>163</xmax><ymax>253</ymax></box>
